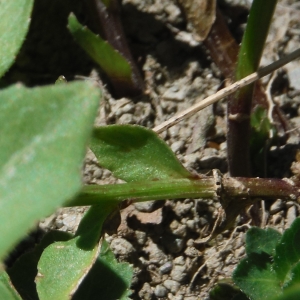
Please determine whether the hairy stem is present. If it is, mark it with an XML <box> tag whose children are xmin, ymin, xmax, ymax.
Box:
<box><xmin>68</xmin><ymin>175</ymin><xmax>300</xmax><ymax>207</ymax></box>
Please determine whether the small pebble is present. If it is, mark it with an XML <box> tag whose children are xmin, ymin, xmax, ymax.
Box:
<box><xmin>286</xmin><ymin>205</ymin><xmax>297</xmax><ymax>228</ymax></box>
<box><xmin>154</xmin><ymin>285</ymin><xmax>168</xmax><ymax>298</ymax></box>
<box><xmin>135</xmin><ymin>231</ymin><xmax>147</xmax><ymax>245</ymax></box>
<box><xmin>159</xmin><ymin>261</ymin><xmax>173</xmax><ymax>274</ymax></box>
<box><xmin>134</xmin><ymin>201</ymin><xmax>157</xmax><ymax>212</ymax></box>
<box><xmin>270</xmin><ymin>199</ymin><xmax>284</xmax><ymax>214</ymax></box>
<box><xmin>171</xmin><ymin>140</ymin><xmax>184</xmax><ymax>153</ymax></box>
<box><xmin>164</xmin><ymin>237</ymin><xmax>185</xmax><ymax>254</ymax></box>
<box><xmin>117</xmin><ymin>113</ymin><xmax>134</xmax><ymax>124</ymax></box>
<box><xmin>173</xmin><ymin>224</ymin><xmax>187</xmax><ymax>238</ymax></box>
<box><xmin>184</xmin><ymin>246</ymin><xmax>199</xmax><ymax>258</ymax></box>
<box><xmin>163</xmin><ymin>279</ymin><xmax>180</xmax><ymax>294</ymax></box>
<box><xmin>110</xmin><ymin>238</ymin><xmax>135</xmax><ymax>259</ymax></box>
<box><xmin>138</xmin><ymin>282</ymin><xmax>153</xmax><ymax>300</ymax></box>
<box><xmin>170</xmin><ymin>265</ymin><xmax>187</xmax><ymax>282</ymax></box>
<box><xmin>62</xmin><ymin>215</ymin><xmax>77</xmax><ymax>230</ymax></box>
<box><xmin>174</xmin><ymin>256</ymin><xmax>185</xmax><ymax>265</ymax></box>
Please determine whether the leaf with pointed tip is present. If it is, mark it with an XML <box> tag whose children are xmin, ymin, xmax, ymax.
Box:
<box><xmin>0</xmin><ymin>0</ymin><xmax>34</xmax><ymax>77</ymax></box>
<box><xmin>0</xmin><ymin>82</ymin><xmax>100</xmax><ymax>260</ymax></box>
<box><xmin>67</xmin><ymin>14</ymin><xmax>133</xmax><ymax>89</ymax></box>
<box><xmin>91</xmin><ymin>125</ymin><xmax>192</xmax><ymax>182</ymax></box>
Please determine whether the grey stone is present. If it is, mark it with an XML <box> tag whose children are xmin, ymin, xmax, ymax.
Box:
<box><xmin>174</xmin><ymin>202</ymin><xmax>193</xmax><ymax>217</ymax></box>
<box><xmin>270</xmin><ymin>199</ymin><xmax>284</xmax><ymax>214</ymax></box>
<box><xmin>171</xmin><ymin>140</ymin><xmax>184</xmax><ymax>153</ymax></box>
<box><xmin>174</xmin><ymin>256</ymin><xmax>185</xmax><ymax>265</ymax></box>
<box><xmin>145</xmin><ymin>242</ymin><xmax>167</xmax><ymax>264</ymax></box>
<box><xmin>93</xmin><ymin>168</ymin><xmax>102</xmax><ymax>179</ymax></box>
<box><xmin>170</xmin><ymin>265</ymin><xmax>187</xmax><ymax>282</ymax></box>
<box><xmin>138</xmin><ymin>282</ymin><xmax>153</xmax><ymax>300</ymax></box>
<box><xmin>110</xmin><ymin>238</ymin><xmax>135</xmax><ymax>259</ymax></box>
<box><xmin>163</xmin><ymin>279</ymin><xmax>180</xmax><ymax>294</ymax></box>
<box><xmin>184</xmin><ymin>246</ymin><xmax>200</xmax><ymax>258</ymax></box>
<box><xmin>154</xmin><ymin>285</ymin><xmax>168</xmax><ymax>298</ymax></box>
<box><xmin>134</xmin><ymin>200</ymin><xmax>157</xmax><ymax>212</ymax></box>
<box><xmin>62</xmin><ymin>214</ymin><xmax>77</xmax><ymax>230</ymax></box>
<box><xmin>117</xmin><ymin>113</ymin><xmax>134</xmax><ymax>124</ymax></box>
<box><xmin>135</xmin><ymin>230</ymin><xmax>147</xmax><ymax>245</ymax></box>
<box><xmin>286</xmin><ymin>205</ymin><xmax>297</xmax><ymax>228</ymax></box>
<box><xmin>186</xmin><ymin>220</ymin><xmax>196</xmax><ymax>231</ymax></box>
<box><xmin>173</xmin><ymin>224</ymin><xmax>187</xmax><ymax>238</ymax></box>
<box><xmin>164</xmin><ymin>237</ymin><xmax>185</xmax><ymax>254</ymax></box>
<box><xmin>159</xmin><ymin>261</ymin><xmax>173</xmax><ymax>274</ymax></box>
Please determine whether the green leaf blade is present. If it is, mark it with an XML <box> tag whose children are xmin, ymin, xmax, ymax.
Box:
<box><xmin>73</xmin><ymin>240</ymin><xmax>133</xmax><ymax>300</ymax></box>
<box><xmin>67</xmin><ymin>14</ymin><xmax>133</xmax><ymax>88</ymax></box>
<box><xmin>0</xmin><ymin>82</ymin><xmax>100</xmax><ymax>260</ymax></box>
<box><xmin>0</xmin><ymin>272</ymin><xmax>22</xmax><ymax>300</ymax></box>
<box><xmin>0</xmin><ymin>0</ymin><xmax>34</xmax><ymax>77</ymax></box>
<box><xmin>274</xmin><ymin>218</ymin><xmax>300</xmax><ymax>287</ymax></box>
<box><xmin>36</xmin><ymin>204</ymin><xmax>117</xmax><ymax>300</ymax></box>
<box><xmin>233</xmin><ymin>253</ymin><xmax>282</xmax><ymax>300</ymax></box>
<box><xmin>246</xmin><ymin>227</ymin><xmax>281</xmax><ymax>257</ymax></box>
<box><xmin>91</xmin><ymin>125</ymin><xmax>192</xmax><ymax>182</ymax></box>
<box><xmin>7</xmin><ymin>231</ymin><xmax>72</xmax><ymax>300</ymax></box>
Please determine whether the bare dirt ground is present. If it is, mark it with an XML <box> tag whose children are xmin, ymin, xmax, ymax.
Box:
<box><xmin>6</xmin><ymin>0</ymin><xmax>300</xmax><ymax>299</ymax></box>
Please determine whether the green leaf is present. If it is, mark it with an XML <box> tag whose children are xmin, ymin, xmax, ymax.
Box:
<box><xmin>0</xmin><ymin>0</ymin><xmax>34</xmax><ymax>77</ymax></box>
<box><xmin>73</xmin><ymin>240</ymin><xmax>133</xmax><ymax>300</ymax></box>
<box><xmin>91</xmin><ymin>125</ymin><xmax>191</xmax><ymax>182</ymax></box>
<box><xmin>209</xmin><ymin>282</ymin><xmax>248</xmax><ymax>300</ymax></box>
<box><xmin>233</xmin><ymin>252</ymin><xmax>282</xmax><ymax>300</ymax></box>
<box><xmin>246</xmin><ymin>227</ymin><xmax>281</xmax><ymax>257</ymax></box>
<box><xmin>0</xmin><ymin>271</ymin><xmax>22</xmax><ymax>300</ymax></box>
<box><xmin>7</xmin><ymin>231</ymin><xmax>72</xmax><ymax>300</ymax></box>
<box><xmin>286</xmin><ymin>262</ymin><xmax>300</xmax><ymax>290</ymax></box>
<box><xmin>0</xmin><ymin>82</ymin><xmax>100</xmax><ymax>260</ymax></box>
<box><xmin>67</xmin><ymin>14</ymin><xmax>133</xmax><ymax>88</ymax></box>
<box><xmin>274</xmin><ymin>218</ymin><xmax>300</xmax><ymax>288</ymax></box>
<box><xmin>271</xmin><ymin>284</ymin><xmax>300</xmax><ymax>300</ymax></box>
<box><xmin>36</xmin><ymin>203</ymin><xmax>117</xmax><ymax>300</ymax></box>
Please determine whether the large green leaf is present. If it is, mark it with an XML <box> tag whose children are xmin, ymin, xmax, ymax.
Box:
<box><xmin>73</xmin><ymin>239</ymin><xmax>133</xmax><ymax>300</ymax></box>
<box><xmin>36</xmin><ymin>203</ymin><xmax>117</xmax><ymax>300</ymax></box>
<box><xmin>274</xmin><ymin>218</ymin><xmax>300</xmax><ymax>288</ymax></box>
<box><xmin>0</xmin><ymin>82</ymin><xmax>100</xmax><ymax>260</ymax></box>
<box><xmin>0</xmin><ymin>272</ymin><xmax>22</xmax><ymax>300</ymax></box>
<box><xmin>0</xmin><ymin>0</ymin><xmax>34</xmax><ymax>77</ymax></box>
<box><xmin>91</xmin><ymin>125</ymin><xmax>191</xmax><ymax>182</ymax></box>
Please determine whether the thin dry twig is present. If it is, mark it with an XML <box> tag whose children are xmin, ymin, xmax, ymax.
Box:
<box><xmin>153</xmin><ymin>48</ymin><xmax>300</xmax><ymax>134</ymax></box>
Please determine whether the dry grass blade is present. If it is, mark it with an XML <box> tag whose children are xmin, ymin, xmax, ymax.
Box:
<box><xmin>153</xmin><ymin>48</ymin><xmax>300</xmax><ymax>134</ymax></box>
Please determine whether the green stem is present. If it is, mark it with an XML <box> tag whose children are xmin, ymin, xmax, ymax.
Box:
<box><xmin>67</xmin><ymin>176</ymin><xmax>300</xmax><ymax>207</ymax></box>
<box><xmin>69</xmin><ymin>178</ymin><xmax>216</xmax><ymax>206</ymax></box>
<box><xmin>227</xmin><ymin>0</ymin><xmax>278</xmax><ymax>177</ymax></box>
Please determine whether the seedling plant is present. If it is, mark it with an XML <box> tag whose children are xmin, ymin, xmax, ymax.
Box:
<box><xmin>1</xmin><ymin>0</ymin><xmax>300</xmax><ymax>299</ymax></box>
